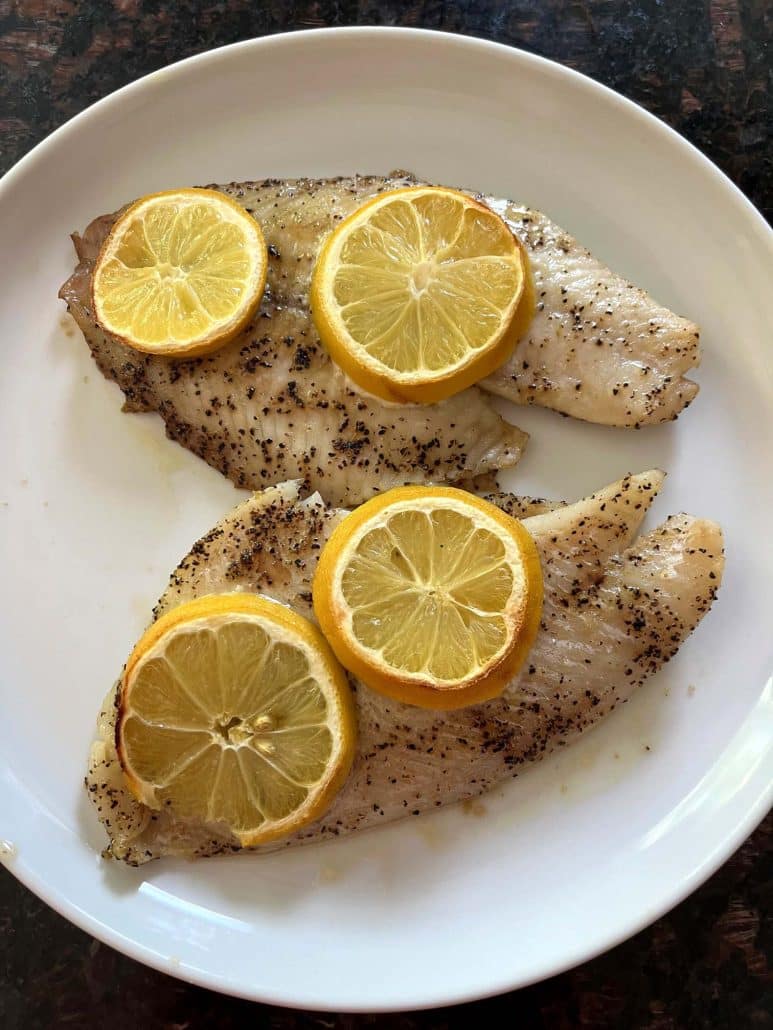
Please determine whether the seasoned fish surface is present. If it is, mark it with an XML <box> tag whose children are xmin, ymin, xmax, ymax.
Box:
<box><xmin>61</xmin><ymin>174</ymin><xmax>700</xmax><ymax>510</ymax></box>
<box><xmin>86</xmin><ymin>475</ymin><xmax>723</xmax><ymax>864</ymax></box>
<box><xmin>211</xmin><ymin>174</ymin><xmax>700</xmax><ymax>425</ymax></box>
<box><xmin>60</xmin><ymin>177</ymin><xmax>527</xmax><ymax>508</ymax></box>
<box><xmin>209</xmin><ymin>175</ymin><xmax>700</xmax><ymax>424</ymax></box>
<box><xmin>480</xmin><ymin>200</ymin><xmax>700</xmax><ymax>425</ymax></box>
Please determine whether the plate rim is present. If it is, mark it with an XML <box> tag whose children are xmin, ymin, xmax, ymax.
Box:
<box><xmin>1</xmin><ymin>26</ymin><xmax>771</xmax><ymax>1012</ymax></box>
<box><xmin>3</xmin><ymin>26</ymin><xmax>771</xmax><ymax>244</ymax></box>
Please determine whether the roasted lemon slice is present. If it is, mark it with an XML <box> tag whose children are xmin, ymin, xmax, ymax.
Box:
<box><xmin>93</xmin><ymin>188</ymin><xmax>267</xmax><ymax>357</ymax></box>
<box><xmin>313</xmin><ymin>486</ymin><xmax>543</xmax><ymax>709</ymax></box>
<box><xmin>310</xmin><ymin>186</ymin><xmax>534</xmax><ymax>404</ymax></box>
<box><xmin>117</xmin><ymin>594</ymin><xmax>356</xmax><ymax>846</ymax></box>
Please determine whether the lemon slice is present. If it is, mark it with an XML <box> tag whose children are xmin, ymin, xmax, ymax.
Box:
<box><xmin>93</xmin><ymin>188</ymin><xmax>268</xmax><ymax>357</ymax></box>
<box><xmin>116</xmin><ymin>594</ymin><xmax>356</xmax><ymax>846</ymax></box>
<box><xmin>310</xmin><ymin>186</ymin><xmax>534</xmax><ymax>404</ymax></box>
<box><xmin>313</xmin><ymin>486</ymin><xmax>543</xmax><ymax>709</ymax></box>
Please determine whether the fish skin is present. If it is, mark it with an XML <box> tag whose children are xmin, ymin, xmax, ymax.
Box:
<box><xmin>59</xmin><ymin>177</ymin><xmax>527</xmax><ymax>509</ymax></box>
<box><xmin>86</xmin><ymin>474</ymin><xmax>723</xmax><ymax>864</ymax></box>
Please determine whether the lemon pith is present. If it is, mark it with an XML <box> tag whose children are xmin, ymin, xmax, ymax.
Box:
<box><xmin>93</xmin><ymin>188</ymin><xmax>268</xmax><ymax>358</ymax></box>
<box><xmin>117</xmin><ymin>593</ymin><xmax>356</xmax><ymax>846</ymax></box>
<box><xmin>313</xmin><ymin>486</ymin><xmax>543</xmax><ymax>709</ymax></box>
<box><xmin>311</xmin><ymin>186</ymin><xmax>535</xmax><ymax>404</ymax></box>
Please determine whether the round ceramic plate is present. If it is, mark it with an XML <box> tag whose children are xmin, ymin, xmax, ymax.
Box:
<box><xmin>0</xmin><ymin>27</ymin><xmax>771</xmax><ymax>1012</ymax></box>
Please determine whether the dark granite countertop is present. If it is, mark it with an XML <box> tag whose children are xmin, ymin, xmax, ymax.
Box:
<box><xmin>1</xmin><ymin>3</ymin><xmax>771</xmax><ymax>1026</ymax></box>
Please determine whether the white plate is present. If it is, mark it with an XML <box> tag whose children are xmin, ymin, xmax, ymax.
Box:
<box><xmin>0</xmin><ymin>27</ymin><xmax>771</xmax><ymax>1012</ymax></box>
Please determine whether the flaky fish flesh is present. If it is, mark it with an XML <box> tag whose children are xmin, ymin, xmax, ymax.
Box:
<box><xmin>60</xmin><ymin>174</ymin><xmax>700</xmax><ymax>506</ymax></box>
<box><xmin>86</xmin><ymin>473</ymin><xmax>722</xmax><ymax>864</ymax></box>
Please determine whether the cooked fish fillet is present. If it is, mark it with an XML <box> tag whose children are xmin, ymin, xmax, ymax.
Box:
<box><xmin>59</xmin><ymin>175</ymin><xmax>527</xmax><ymax>508</ymax></box>
<box><xmin>86</xmin><ymin>474</ymin><xmax>723</xmax><ymax>864</ymax></box>
<box><xmin>60</xmin><ymin>174</ymin><xmax>699</xmax><ymax>510</ymax></box>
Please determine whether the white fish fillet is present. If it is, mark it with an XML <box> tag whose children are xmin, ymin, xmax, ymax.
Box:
<box><xmin>86</xmin><ymin>474</ymin><xmax>723</xmax><ymax>864</ymax></box>
<box><xmin>60</xmin><ymin>173</ymin><xmax>700</xmax><ymax>511</ymax></box>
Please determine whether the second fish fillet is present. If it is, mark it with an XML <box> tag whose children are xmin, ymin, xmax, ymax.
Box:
<box><xmin>86</xmin><ymin>472</ymin><xmax>723</xmax><ymax>864</ymax></box>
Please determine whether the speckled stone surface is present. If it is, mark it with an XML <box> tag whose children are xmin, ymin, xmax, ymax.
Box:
<box><xmin>1</xmin><ymin>2</ymin><xmax>771</xmax><ymax>1026</ymax></box>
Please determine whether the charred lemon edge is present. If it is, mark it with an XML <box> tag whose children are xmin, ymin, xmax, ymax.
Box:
<box><xmin>312</xmin><ymin>486</ymin><xmax>544</xmax><ymax>710</ymax></box>
<box><xmin>116</xmin><ymin>592</ymin><xmax>357</xmax><ymax>847</ymax></box>
<box><xmin>310</xmin><ymin>186</ymin><xmax>536</xmax><ymax>405</ymax></box>
<box><xmin>92</xmin><ymin>187</ymin><xmax>268</xmax><ymax>359</ymax></box>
